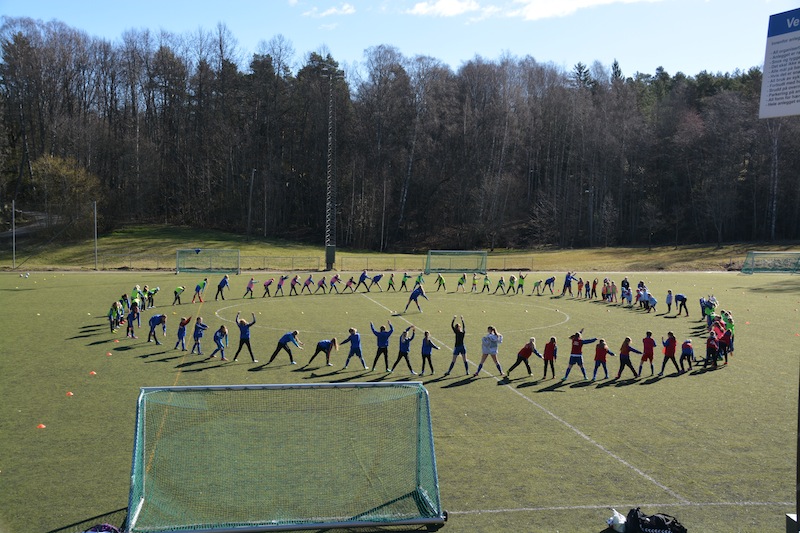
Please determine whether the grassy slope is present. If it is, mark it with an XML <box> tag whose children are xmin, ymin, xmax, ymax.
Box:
<box><xmin>1</xmin><ymin>224</ymin><xmax>799</xmax><ymax>271</ymax></box>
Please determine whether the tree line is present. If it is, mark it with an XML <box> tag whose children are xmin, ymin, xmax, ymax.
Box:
<box><xmin>1</xmin><ymin>16</ymin><xmax>798</xmax><ymax>251</ymax></box>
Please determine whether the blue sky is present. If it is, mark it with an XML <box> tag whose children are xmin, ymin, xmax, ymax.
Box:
<box><xmin>1</xmin><ymin>0</ymin><xmax>797</xmax><ymax>78</ymax></box>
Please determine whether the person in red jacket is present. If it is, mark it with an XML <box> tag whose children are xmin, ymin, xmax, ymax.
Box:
<box><xmin>591</xmin><ymin>339</ymin><xmax>615</xmax><ymax>381</ymax></box>
<box><xmin>638</xmin><ymin>330</ymin><xmax>657</xmax><ymax>377</ymax></box>
<box><xmin>506</xmin><ymin>337</ymin><xmax>541</xmax><ymax>379</ymax></box>
<box><xmin>542</xmin><ymin>337</ymin><xmax>558</xmax><ymax>379</ymax></box>
<box><xmin>703</xmin><ymin>331</ymin><xmax>719</xmax><ymax>368</ymax></box>
<box><xmin>615</xmin><ymin>336</ymin><xmax>641</xmax><ymax>379</ymax></box>
<box><xmin>658</xmin><ymin>331</ymin><xmax>681</xmax><ymax>376</ymax></box>
<box><xmin>561</xmin><ymin>329</ymin><xmax>596</xmax><ymax>382</ymax></box>
<box><xmin>718</xmin><ymin>329</ymin><xmax>732</xmax><ymax>365</ymax></box>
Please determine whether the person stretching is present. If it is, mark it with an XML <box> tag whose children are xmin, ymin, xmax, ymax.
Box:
<box><xmin>506</xmin><ymin>337</ymin><xmax>541</xmax><ymax>379</ymax></box>
<box><xmin>267</xmin><ymin>330</ymin><xmax>303</xmax><ymax>364</ymax></box>
<box><xmin>390</xmin><ymin>326</ymin><xmax>417</xmax><ymax>374</ymax></box>
<box><xmin>370</xmin><ymin>321</ymin><xmax>394</xmax><ymax>372</ymax></box>
<box><xmin>561</xmin><ymin>329</ymin><xmax>596</xmax><ymax>382</ymax></box>
<box><xmin>232</xmin><ymin>312</ymin><xmax>258</xmax><ymax>363</ymax></box>
<box><xmin>304</xmin><ymin>338</ymin><xmax>338</xmax><ymax>367</ymax></box>
<box><xmin>419</xmin><ymin>331</ymin><xmax>440</xmax><ymax>376</ymax></box>
<box><xmin>444</xmin><ymin>316</ymin><xmax>469</xmax><ymax>376</ymax></box>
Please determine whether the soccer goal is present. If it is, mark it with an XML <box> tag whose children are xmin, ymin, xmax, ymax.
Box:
<box><xmin>425</xmin><ymin>250</ymin><xmax>487</xmax><ymax>275</ymax></box>
<box><xmin>176</xmin><ymin>248</ymin><xmax>240</xmax><ymax>274</ymax></box>
<box><xmin>125</xmin><ymin>383</ymin><xmax>446</xmax><ymax>533</ymax></box>
<box><xmin>741</xmin><ymin>251</ymin><xmax>800</xmax><ymax>274</ymax></box>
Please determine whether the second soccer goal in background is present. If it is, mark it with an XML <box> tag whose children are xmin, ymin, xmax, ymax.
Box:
<box><xmin>425</xmin><ymin>250</ymin><xmax>488</xmax><ymax>275</ymax></box>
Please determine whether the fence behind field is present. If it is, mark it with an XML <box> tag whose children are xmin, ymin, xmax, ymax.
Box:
<box><xmin>86</xmin><ymin>253</ymin><xmax>534</xmax><ymax>272</ymax></box>
<box><xmin>240</xmin><ymin>256</ymin><xmax>321</xmax><ymax>271</ymax></box>
<box><xmin>337</xmin><ymin>256</ymin><xmax>425</xmax><ymax>272</ymax></box>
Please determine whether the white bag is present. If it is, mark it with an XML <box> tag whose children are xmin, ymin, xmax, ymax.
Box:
<box><xmin>606</xmin><ymin>508</ymin><xmax>626</xmax><ymax>532</ymax></box>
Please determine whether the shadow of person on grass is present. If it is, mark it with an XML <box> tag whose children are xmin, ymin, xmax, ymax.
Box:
<box><xmin>86</xmin><ymin>338</ymin><xmax>118</xmax><ymax>345</ymax></box>
<box><xmin>145</xmin><ymin>355</ymin><xmax>182</xmax><ymax>364</ymax></box>
<box><xmin>535</xmin><ymin>380</ymin><xmax>568</xmax><ymax>393</ymax></box>
<box><xmin>181</xmin><ymin>361</ymin><xmax>231</xmax><ymax>373</ymax></box>
<box><xmin>175</xmin><ymin>359</ymin><xmax>208</xmax><ymax>369</ymax></box>
<box><xmin>70</xmin><ymin>332</ymin><xmax>97</xmax><ymax>340</ymax></box>
<box><xmin>441</xmin><ymin>376</ymin><xmax>475</xmax><ymax>388</ymax></box>
<box><xmin>594</xmin><ymin>379</ymin><xmax>617</xmax><ymax>389</ymax></box>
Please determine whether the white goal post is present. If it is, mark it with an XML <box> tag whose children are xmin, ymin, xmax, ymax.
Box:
<box><xmin>741</xmin><ymin>251</ymin><xmax>800</xmax><ymax>274</ymax></box>
<box><xmin>424</xmin><ymin>250</ymin><xmax>487</xmax><ymax>275</ymax></box>
<box><xmin>176</xmin><ymin>248</ymin><xmax>241</xmax><ymax>274</ymax></box>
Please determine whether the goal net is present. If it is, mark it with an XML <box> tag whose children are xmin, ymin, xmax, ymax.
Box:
<box><xmin>425</xmin><ymin>250</ymin><xmax>487</xmax><ymax>274</ymax></box>
<box><xmin>741</xmin><ymin>251</ymin><xmax>800</xmax><ymax>274</ymax></box>
<box><xmin>125</xmin><ymin>383</ymin><xmax>446</xmax><ymax>533</ymax></box>
<box><xmin>176</xmin><ymin>248</ymin><xmax>240</xmax><ymax>274</ymax></box>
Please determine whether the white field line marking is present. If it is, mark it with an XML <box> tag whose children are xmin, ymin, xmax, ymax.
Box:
<box><xmin>501</xmin><ymin>375</ymin><xmax>690</xmax><ymax>503</ymax></box>
<box><xmin>449</xmin><ymin>500</ymin><xmax>794</xmax><ymax>515</ymax></box>
<box><xmin>360</xmin><ymin>293</ymin><xmax>690</xmax><ymax>504</ymax></box>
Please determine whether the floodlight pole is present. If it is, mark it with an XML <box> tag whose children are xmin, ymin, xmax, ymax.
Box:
<box><xmin>12</xmin><ymin>199</ymin><xmax>16</xmax><ymax>269</ymax></box>
<box><xmin>93</xmin><ymin>200</ymin><xmax>98</xmax><ymax>270</ymax></box>
<box><xmin>322</xmin><ymin>66</ymin><xmax>340</xmax><ymax>271</ymax></box>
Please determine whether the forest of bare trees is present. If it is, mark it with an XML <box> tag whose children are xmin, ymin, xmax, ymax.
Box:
<box><xmin>1</xmin><ymin>16</ymin><xmax>798</xmax><ymax>251</ymax></box>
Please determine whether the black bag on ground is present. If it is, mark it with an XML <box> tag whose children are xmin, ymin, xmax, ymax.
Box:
<box><xmin>625</xmin><ymin>507</ymin><xmax>687</xmax><ymax>533</ymax></box>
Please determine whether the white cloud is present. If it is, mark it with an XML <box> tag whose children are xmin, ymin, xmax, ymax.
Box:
<box><xmin>404</xmin><ymin>0</ymin><xmax>663</xmax><ymax>20</ymax></box>
<box><xmin>407</xmin><ymin>0</ymin><xmax>482</xmax><ymax>17</ymax></box>
<box><xmin>303</xmin><ymin>3</ymin><xmax>357</xmax><ymax>18</ymax></box>
<box><xmin>508</xmin><ymin>0</ymin><xmax>663</xmax><ymax>21</ymax></box>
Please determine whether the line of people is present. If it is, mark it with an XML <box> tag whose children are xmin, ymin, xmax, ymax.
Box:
<box><xmin>168</xmin><ymin>272</ymin><xmax>696</xmax><ymax>319</ymax></box>
<box><xmin>108</xmin><ymin>292</ymin><xmax>736</xmax><ymax>382</ymax></box>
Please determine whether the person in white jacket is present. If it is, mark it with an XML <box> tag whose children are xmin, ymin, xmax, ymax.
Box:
<box><xmin>472</xmin><ymin>326</ymin><xmax>504</xmax><ymax>377</ymax></box>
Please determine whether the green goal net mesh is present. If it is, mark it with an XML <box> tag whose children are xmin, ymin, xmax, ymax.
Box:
<box><xmin>176</xmin><ymin>249</ymin><xmax>240</xmax><ymax>274</ymax></box>
<box><xmin>125</xmin><ymin>383</ymin><xmax>445</xmax><ymax>532</ymax></box>
<box><xmin>425</xmin><ymin>250</ymin><xmax>487</xmax><ymax>274</ymax></box>
<box><xmin>741</xmin><ymin>251</ymin><xmax>800</xmax><ymax>274</ymax></box>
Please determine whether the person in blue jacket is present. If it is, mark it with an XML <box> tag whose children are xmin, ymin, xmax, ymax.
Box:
<box><xmin>355</xmin><ymin>270</ymin><xmax>371</xmax><ymax>292</ymax></box>
<box><xmin>190</xmin><ymin>317</ymin><xmax>209</xmax><ymax>355</ymax></box>
<box><xmin>403</xmin><ymin>285</ymin><xmax>429</xmax><ymax>313</ymax></box>
<box><xmin>543</xmin><ymin>276</ymin><xmax>556</xmax><ymax>294</ymax></box>
<box><xmin>214</xmin><ymin>275</ymin><xmax>230</xmax><ymax>301</ymax></box>
<box><xmin>370</xmin><ymin>320</ymin><xmax>394</xmax><ymax>372</ymax></box>
<box><xmin>341</xmin><ymin>327</ymin><xmax>368</xmax><ymax>370</ymax></box>
<box><xmin>147</xmin><ymin>314</ymin><xmax>167</xmax><ymax>345</ymax></box>
<box><xmin>303</xmin><ymin>338</ymin><xmax>339</xmax><ymax>367</ymax></box>
<box><xmin>267</xmin><ymin>330</ymin><xmax>303</xmax><ymax>364</ymax></box>
<box><xmin>232</xmin><ymin>312</ymin><xmax>258</xmax><ymax>363</ymax></box>
<box><xmin>390</xmin><ymin>326</ymin><xmax>416</xmax><ymax>374</ymax></box>
<box><xmin>174</xmin><ymin>316</ymin><xmax>192</xmax><ymax>351</ymax></box>
<box><xmin>419</xmin><ymin>330</ymin><xmax>440</xmax><ymax>376</ymax></box>
<box><xmin>208</xmin><ymin>325</ymin><xmax>229</xmax><ymax>361</ymax></box>
<box><xmin>368</xmin><ymin>273</ymin><xmax>384</xmax><ymax>292</ymax></box>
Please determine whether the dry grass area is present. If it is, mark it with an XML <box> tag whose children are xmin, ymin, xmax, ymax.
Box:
<box><xmin>1</xmin><ymin>224</ymin><xmax>797</xmax><ymax>272</ymax></box>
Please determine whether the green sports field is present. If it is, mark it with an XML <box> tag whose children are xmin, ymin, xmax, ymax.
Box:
<box><xmin>0</xmin><ymin>269</ymin><xmax>797</xmax><ymax>533</ymax></box>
